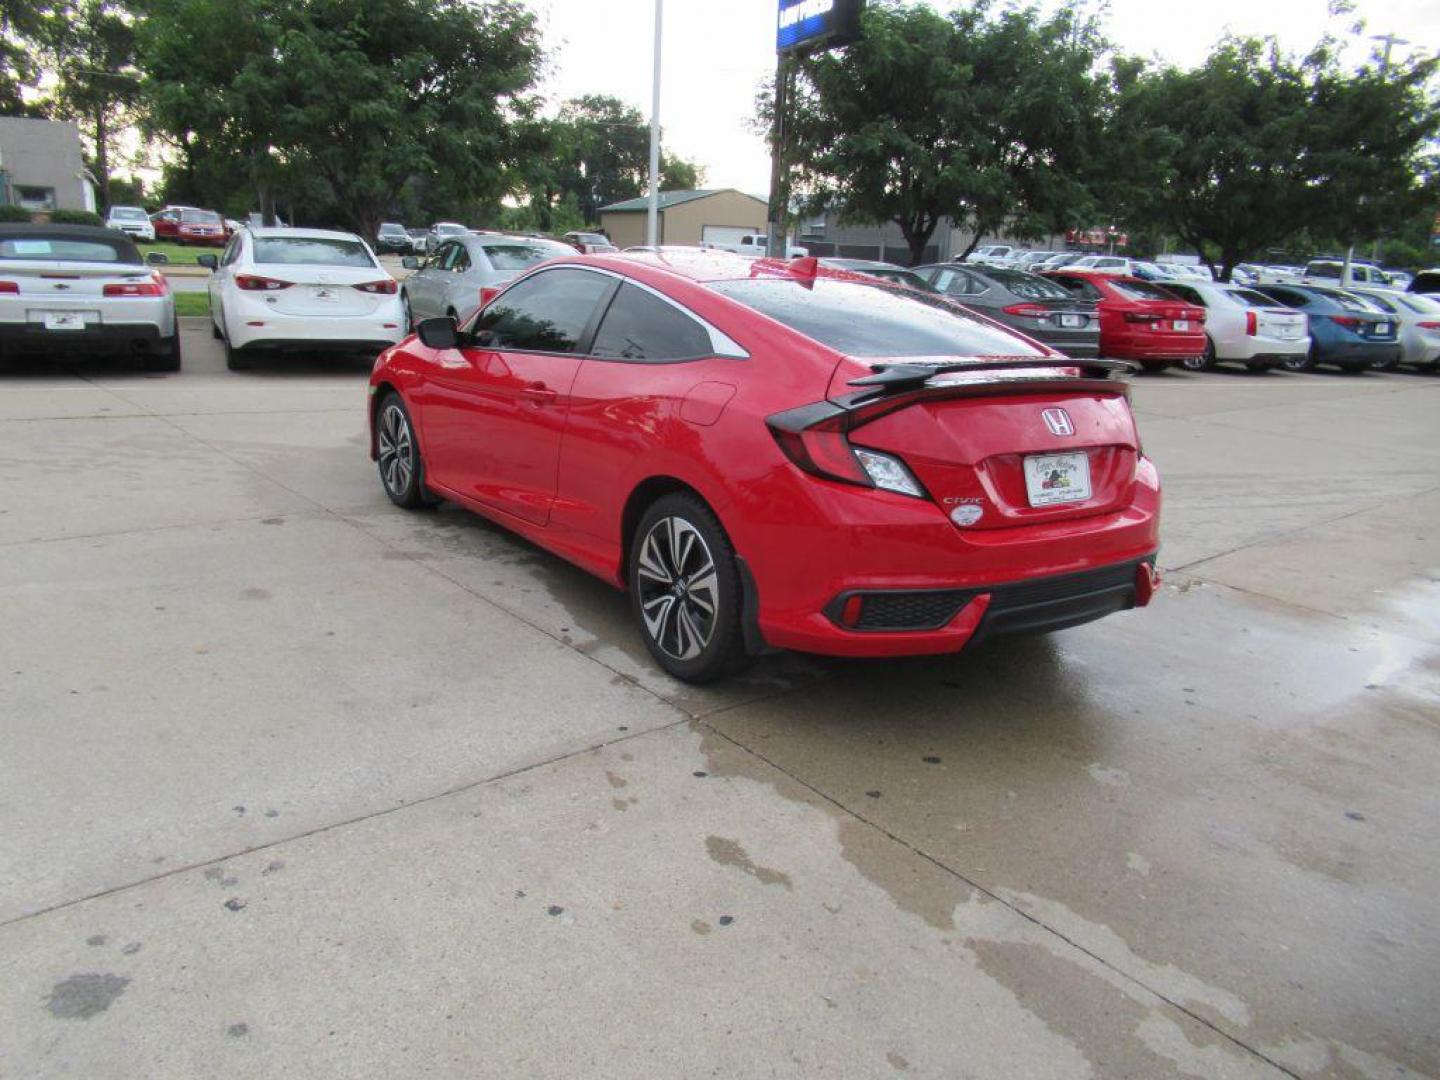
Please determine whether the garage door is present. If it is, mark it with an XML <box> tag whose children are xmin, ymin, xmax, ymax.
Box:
<box><xmin>701</xmin><ymin>225</ymin><xmax>758</xmax><ymax>247</ymax></box>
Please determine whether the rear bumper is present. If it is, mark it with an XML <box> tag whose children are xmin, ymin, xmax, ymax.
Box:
<box><xmin>1104</xmin><ymin>336</ymin><xmax>1207</xmax><ymax>363</ymax></box>
<box><xmin>0</xmin><ymin>317</ymin><xmax>171</xmax><ymax>354</ymax></box>
<box><xmin>239</xmin><ymin>337</ymin><xmax>397</xmax><ymax>355</ymax></box>
<box><xmin>224</xmin><ymin>297</ymin><xmax>406</xmax><ymax>351</ymax></box>
<box><xmin>1315</xmin><ymin>338</ymin><xmax>1400</xmax><ymax>367</ymax></box>
<box><xmin>1216</xmin><ymin>336</ymin><xmax>1308</xmax><ymax>363</ymax></box>
<box><xmin>746</xmin><ymin>458</ymin><xmax>1162</xmax><ymax>658</ymax></box>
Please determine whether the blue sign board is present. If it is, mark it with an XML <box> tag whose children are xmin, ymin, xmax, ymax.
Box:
<box><xmin>776</xmin><ymin>0</ymin><xmax>863</xmax><ymax>54</ymax></box>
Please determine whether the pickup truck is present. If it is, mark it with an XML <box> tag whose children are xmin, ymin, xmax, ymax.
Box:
<box><xmin>704</xmin><ymin>234</ymin><xmax>808</xmax><ymax>258</ymax></box>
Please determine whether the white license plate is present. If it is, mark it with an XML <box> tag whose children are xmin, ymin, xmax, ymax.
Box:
<box><xmin>1172</xmin><ymin>320</ymin><xmax>1190</xmax><ymax>332</ymax></box>
<box><xmin>42</xmin><ymin>312</ymin><xmax>86</xmax><ymax>331</ymax></box>
<box><xmin>1024</xmin><ymin>452</ymin><xmax>1092</xmax><ymax>507</ymax></box>
<box><xmin>1058</xmin><ymin>313</ymin><xmax>1086</xmax><ymax>329</ymax></box>
<box><xmin>313</xmin><ymin>288</ymin><xmax>339</xmax><ymax>303</ymax></box>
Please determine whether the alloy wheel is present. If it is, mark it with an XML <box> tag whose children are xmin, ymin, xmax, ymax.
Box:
<box><xmin>377</xmin><ymin>403</ymin><xmax>414</xmax><ymax>497</ymax></box>
<box><xmin>635</xmin><ymin>516</ymin><xmax>720</xmax><ymax>661</ymax></box>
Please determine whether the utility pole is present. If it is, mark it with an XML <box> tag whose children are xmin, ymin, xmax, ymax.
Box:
<box><xmin>646</xmin><ymin>0</ymin><xmax>663</xmax><ymax>247</ymax></box>
<box><xmin>1367</xmin><ymin>33</ymin><xmax>1409</xmax><ymax>264</ymax></box>
<box><xmin>765</xmin><ymin>53</ymin><xmax>789</xmax><ymax>259</ymax></box>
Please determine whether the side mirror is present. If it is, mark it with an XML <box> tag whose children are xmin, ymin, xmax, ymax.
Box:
<box><xmin>401</xmin><ymin>256</ymin><xmax>419</xmax><ymax>270</ymax></box>
<box><xmin>196</xmin><ymin>254</ymin><xmax>218</xmax><ymax>270</ymax></box>
<box><xmin>416</xmin><ymin>316</ymin><xmax>459</xmax><ymax>350</ymax></box>
<box><xmin>145</xmin><ymin>251</ymin><xmax>170</xmax><ymax>265</ymax></box>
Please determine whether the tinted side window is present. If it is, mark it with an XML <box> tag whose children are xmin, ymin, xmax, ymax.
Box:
<box><xmin>1166</xmin><ymin>284</ymin><xmax>1204</xmax><ymax>306</ymax></box>
<box><xmin>1264</xmin><ymin>288</ymin><xmax>1308</xmax><ymax>307</ymax></box>
<box><xmin>591</xmin><ymin>283</ymin><xmax>714</xmax><ymax>362</ymax></box>
<box><xmin>476</xmin><ymin>268</ymin><xmax>612</xmax><ymax>353</ymax></box>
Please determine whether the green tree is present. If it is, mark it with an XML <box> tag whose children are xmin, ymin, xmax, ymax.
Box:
<box><xmin>1109</xmin><ymin>36</ymin><xmax>1440</xmax><ymax>281</ymax></box>
<box><xmin>777</xmin><ymin>0</ymin><xmax>1109</xmax><ymax>265</ymax></box>
<box><xmin>0</xmin><ymin>0</ymin><xmax>57</xmax><ymax>114</ymax></box>
<box><xmin>41</xmin><ymin>0</ymin><xmax>140</xmax><ymax>211</ymax></box>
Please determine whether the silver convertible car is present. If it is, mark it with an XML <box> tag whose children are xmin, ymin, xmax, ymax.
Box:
<box><xmin>0</xmin><ymin>224</ymin><xmax>179</xmax><ymax>370</ymax></box>
<box><xmin>400</xmin><ymin>233</ymin><xmax>577</xmax><ymax>327</ymax></box>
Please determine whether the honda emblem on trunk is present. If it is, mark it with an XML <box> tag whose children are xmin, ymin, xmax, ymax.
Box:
<box><xmin>1042</xmin><ymin>408</ymin><xmax>1075</xmax><ymax>436</ymax></box>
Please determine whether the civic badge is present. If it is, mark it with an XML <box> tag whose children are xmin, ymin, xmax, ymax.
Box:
<box><xmin>1042</xmin><ymin>408</ymin><xmax>1075</xmax><ymax>436</ymax></box>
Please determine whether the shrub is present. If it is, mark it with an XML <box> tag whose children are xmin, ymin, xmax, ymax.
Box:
<box><xmin>50</xmin><ymin>209</ymin><xmax>105</xmax><ymax>226</ymax></box>
<box><xmin>0</xmin><ymin>204</ymin><xmax>33</xmax><ymax>222</ymax></box>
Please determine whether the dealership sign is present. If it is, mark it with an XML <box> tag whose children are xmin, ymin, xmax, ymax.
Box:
<box><xmin>777</xmin><ymin>0</ymin><xmax>864</xmax><ymax>54</ymax></box>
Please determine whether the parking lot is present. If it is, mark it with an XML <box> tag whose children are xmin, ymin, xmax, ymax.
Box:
<box><xmin>1</xmin><ymin>321</ymin><xmax>1437</xmax><ymax>1078</ymax></box>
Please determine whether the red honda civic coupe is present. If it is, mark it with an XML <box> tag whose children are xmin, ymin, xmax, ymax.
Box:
<box><xmin>1043</xmin><ymin>270</ymin><xmax>1205</xmax><ymax>369</ymax></box>
<box><xmin>369</xmin><ymin>252</ymin><xmax>1161</xmax><ymax>682</ymax></box>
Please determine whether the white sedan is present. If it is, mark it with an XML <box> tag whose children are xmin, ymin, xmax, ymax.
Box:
<box><xmin>1347</xmin><ymin>287</ymin><xmax>1440</xmax><ymax>369</ymax></box>
<box><xmin>1159</xmin><ymin>280</ymin><xmax>1309</xmax><ymax>372</ymax></box>
<box><xmin>201</xmin><ymin>228</ymin><xmax>406</xmax><ymax>370</ymax></box>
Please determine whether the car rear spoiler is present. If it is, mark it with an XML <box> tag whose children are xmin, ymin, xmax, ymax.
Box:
<box><xmin>848</xmin><ymin>357</ymin><xmax>1138</xmax><ymax>393</ymax></box>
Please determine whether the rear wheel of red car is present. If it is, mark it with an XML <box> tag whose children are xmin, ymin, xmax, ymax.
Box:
<box><xmin>629</xmin><ymin>494</ymin><xmax>750</xmax><ymax>684</ymax></box>
<box><xmin>376</xmin><ymin>393</ymin><xmax>430</xmax><ymax>509</ymax></box>
<box><xmin>1180</xmin><ymin>338</ymin><xmax>1213</xmax><ymax>371</ymax></box>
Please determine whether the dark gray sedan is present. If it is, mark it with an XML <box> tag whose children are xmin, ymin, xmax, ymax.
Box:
<box><xmin>912</xmin><ymin>263</ymin><xmax>1101</xmax><ymax>357</ymax></box>
<box><xmin>400</xmin><ymin>233</ymin><xmax>577</xmax><ymax>325</ymax></box>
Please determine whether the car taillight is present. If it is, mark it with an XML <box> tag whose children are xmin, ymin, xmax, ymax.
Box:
<box><xmin>766</xmin><ymin>410</ymin><xmax>925</xmax><ymax>498</ymax></box>
<box><xmin>1418</xmin><ymin>321</ymin><xmax>1440</xmax><ymax>330</ymax></box>
<box><xmin>1123</xmin><ymin>311</ymin><xmax>1161</xmax><ymax>323</ymax></box>
<box><xmin>0</xmin><ymin>280</ymin><xmax>17</xmax><ymax>294</ymax></box>
<box><xmin>1002</xmin><ymin>303</ymin><xmax>1051</xmax><ymax>318</ymax></box>
<box><xmin>353</xmin><ymin>279</ymin><xmax>398</xmax><ymax>295</ymax></box>
<box><xmin>1330</xmin><ymin>315</ymin><xmax>1361</xmax><ymax>329</ymax></box>
<box><xmin>104</xmin><ymin>272</ymin><xmax>168</xmax><ymax>297</ymax></box>
<box><xmin>1245</xmin><ymin>310</ymin><xmax>1257</xmax><ymax>336</ymax></box>
<box><xmin>236</xmin><ymin>273</ymin><xmax>293</xmax><ymax>291</ymax></box>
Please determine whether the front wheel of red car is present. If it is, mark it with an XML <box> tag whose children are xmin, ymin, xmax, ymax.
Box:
<box><xmin>376</xmin><ymin>393</ymin><xmax>430</xmax><ymax>510</ymax></box>
<box><xmin>629</xmin><ymin>494</ymin><xmax>751</xmax><ymax>684</ymax></box>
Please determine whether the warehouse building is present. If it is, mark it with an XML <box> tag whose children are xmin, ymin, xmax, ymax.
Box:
<box><xmin>598</xmin><ymin>189</ymin><xmax>769</xmax><ymax>249</ymax></box>
<box><xmin>0</xmin><ymin>118</ymin><xmax>96</xmax><ymax>214</ymax></box>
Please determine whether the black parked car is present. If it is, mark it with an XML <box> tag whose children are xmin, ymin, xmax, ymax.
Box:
<box><xmin>819</xmin><ymin>258</ymin><xmax>940</xmax><ymax>292</ymax></box>
<box><xmin>912</xmin><ymin>263</ymin><xmax>1101</xmax><ymax>357</ymax></box>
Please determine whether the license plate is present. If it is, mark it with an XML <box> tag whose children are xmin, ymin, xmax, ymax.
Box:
<box><xmin>313</xmin><ymin>288</ymin><xmax>338</xmax><ymax>302</ymax></box>
<box><xmin>42</xmin><ymin>312</ymin><xmax>86</xmax><ymax>331</ymax></box>
<box><xmin>1058</xmin><ymin>313</ymin><xmax>1086</xmax><ymax>329</ymax></box>
<box><xmin>1024</xmin><ymin>452</ymin><xmax>1092</xmax><ymax>507</ymax></box>
<box><xmin>1369</xmin><ymin>323</ymin><xmax>1392</xmax><ymax>338</ymax></box>
<box><xmin>1172</xmin><ymin>320</ymin><xmax>1190</xmax><ymax>332</ymax></box>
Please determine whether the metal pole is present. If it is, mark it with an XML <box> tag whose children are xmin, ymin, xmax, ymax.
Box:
<box><xmin>766</xmin><ymin>52</ymin><xmax>789</xmax><ymax>259</ymax></box>
<box><xmin>646</xmin><ymin>0</ymin><xmax>663</xmax><ymax>247</ymax></box>
<box><xmin>1369</xmin><ymin>34</ymin><xmax>1407</xmax><ymax>264</ymax></box>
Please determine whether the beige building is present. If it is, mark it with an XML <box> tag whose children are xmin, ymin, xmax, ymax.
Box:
<box><xmin>598</xmin><ymin>189</ymin><xmax>768</xmax><ymax>249</ymax></box>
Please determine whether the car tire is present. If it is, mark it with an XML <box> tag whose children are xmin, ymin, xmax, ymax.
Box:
<box><xmin>628</xmin><ymin>493</ymin><xmax>752</xmax><ymax>684</ymax></box>
<box><xmin>1246</xmin><ymin>362</ymin><xmax>1271</xmax><ymax>373</ymax></box>
<box><xmin>1180</xmin><ymin>338</ymin><xmax>1213</xmax><ymax>371</ymax></box>
<box><xmin>224</xmin><ymin>336</ymin><xmax>253</xmax><ymax>371</ymax></box>
<box><xmin>1281</xmin><ymin>345</ymin><xmax>1315</xmax><ymax>373</ymax></box>
<box><xmin>375</xmin><ymin>392</ymin><xmax>432</xmax><ymax>510</ymax></box>
<box><xmin>400</xmin><ymin>291</ymin><xmax>413</xmax><ymax>331</ymax></box>
<box><xmin>1373</xmin><ymin>352</ymin><xmax>1398</xmax><ymax>372</ymax></box>
<box><xmin>146</xmin><ymin>334</ymin><xmax>181</xmax><ymax>373</ymax></box>
<box><xmin>1340</xmin><ymin>362</ymin><xmax>1368</xmax><ymax>374</ymax></box>
<box><xmin>211</xmin><ymin>315</ymin><xmax>222</xmax><ymax>340</ymax></box>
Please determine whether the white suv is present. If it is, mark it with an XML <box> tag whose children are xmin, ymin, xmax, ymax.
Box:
<box><xmin>104</xmin><ymin>205</ymin><xmax>155</xmax><ymax>243</ymax></box>
<box><xmin>1301</xmin><ymin>260</ymin><xmax>1389</xmax><ymax>287</ymax></box>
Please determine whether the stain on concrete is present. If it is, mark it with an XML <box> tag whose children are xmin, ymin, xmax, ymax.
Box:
<box><xmin>1126</xmin><ymin>852</ymin><xmax>1152</xmax><ymax>877</ymax></box>
<box><xmin>691</xmin><ymin>918</ymin><xmax>712</xmax><ymax>935</ymax></box>
<box><xmin>604</xmin><ymin>770</ymin><xmax>627</xmax><ymax>790</ymax></box>
<box><xmin>260</xmin><ymin>517</ymin><xmax>284</xmax><ymax>526</ymax></box>
<box><xmin>886</xmin><ymin>1051</ymin><xmax>910</xmax><ymax>1071</ymax></box>
<box><xmin>717</xmin><ymin>915</ymin><xmax>735</xmax><ymax>926</ymax></box>
<box><xmin>262</xmin><ymin>860</ymin><xmax>284</xmax><ymax>875</ymax></box>
<box><xmin>546</xmin><ymin>905</ymin><xmax>564</xmax><ymax>917</ymax></box>
<box><xmin>223</xmin><ymin>898</ymin><xmax>246</xmax><ymax>912</ymax></box>
<box><xmin>204</xmin><ymin>867</ymin><xmax>239</xmax><ymax>888</ymax></box>
<box><xmin>836</xmin><ymin>818</ymin><xmax>964</xmax><ymax>931</ymax></box>
<box><xmin>120</xmin><ymin>942</ymin><xmax>142</xmax><ymax>956</ymax></box>
<box><xmin>227</xmin><ymin>1022</ymin><xmax>250</xmax><ymax>1037</ymax></box>
<box><xmin>239</xmin><ymin>588</ymin><xmax>270</xmax><ymax>601</ymax></box>
<box><xmin>44</xmin><ymin>973</ymin><xmax>130</xmax><ymax>1019</ymax></box>
<box><xmin>85</xmin><ymin>934</ymin><xmax>106</xmax><ymax>947</ymax></box>
<box><xmin>1086</xmin><ymin>762</ymin><xmax>1130</xmax><ymax>787</ymax></box>
<box><xmin>705</xmin><ymin>836</ymin><xmax>793</xmax><ymax>890</ymax></box>
<box><xmin>612</xmin><ymin>798</ymin><xmax>630</xmax><ymax>812</ymax></box>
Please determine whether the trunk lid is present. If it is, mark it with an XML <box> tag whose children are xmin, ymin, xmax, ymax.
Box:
<box><xmin>831</xmin><ymin>357</ymin><xmax>1141</xmax><ymax>528</ymax></box>
<box><xmin>0</xmin><ymin>259</ymin><xmax>157</xmax><ymax>300</ymax></box>
<box><xmin>248</xmin><ymin>265</ymin><xmax>391</xmax><ymax>317</ymax></box>
<box><xmin>1254</xmin><ymin>308</ymin><xmax>1307</xmax><ymax>340</ymax></box>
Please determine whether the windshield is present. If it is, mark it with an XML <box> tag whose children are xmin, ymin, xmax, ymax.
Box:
<box><xmin>252</xmin><ymin>237</ymin><xmax>376</xmax><ymax>267</ymax></box>
<box><xmin>109</xmin><ymin>208</ymin><xmax>147</xmax><ymax>221</ymax></box>
<box><xmin>435</xmin><ymin>224</ymin><xmax>466</xmax><ymax>235</ymax></box>
<box><xmin>480</xmin><ymin>240</ymin><xmax>575</xmax><ymax>274</ymax></box>
<box><xmin>1307</xmin><ymin>263</ymin><xmax>1342</xmax><ymax>279</ymax></box>
<box><xmin>708</xmin><ymin>278</ymin><xmax>1045</xmax><ymax>358</ymax></box>
<box><xmin>181</xmin><ymin>210</ymin><xmax>221</xmax><ymax>224</ymax></box>
<box><xmin>1109</xmin><ymin>279</ymin><xmax>1183</xmax><ymax>302</ymax></box>
<box><xmin>976</xmin><ymin>267</ymin><xmax>1071</xmax><ymax>300</ymax></box>
<box><xmin>379</xmin><ymin>224</ymin><xmax>405</xmax><ymax>235</ymax></box>
<box><xmin>0</xmin><ymin>234</ymin><xmax>139</xmax><ymax>263</ymax></box>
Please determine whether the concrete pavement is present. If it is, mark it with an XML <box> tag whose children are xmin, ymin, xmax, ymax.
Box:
<box><xmin>1</xmin><ymin>323</ymin><xmax>1436</xmax><ymax>1078</ymax></box>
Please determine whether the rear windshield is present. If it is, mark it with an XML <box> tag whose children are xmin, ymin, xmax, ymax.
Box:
<box><xmin>1109</xmin><ymin>279</ymin><xmax>1182</xmax><ymax>302</ymax></box>
<box><xmin>1230</xmin><ymin>289</ymin><xmax>1283</xmax><ymax>307</ymax></box>
<box><xmin>109</xmin><ymin>207</ymin><xmax>148</xmax><ymax>221</ymax></box>
<box><xmin>1306</xmin><ymin>263</ymin><xmax>1342</xmax><ymax>279</ymax></box>
<box><xmin>1354</xmin><ymin>291</ymin><xmax>1398</xmax><ymax>313</ymax></box>
<box><xmin>181</xmin><ymin>210</ymin><xmax>221</xmax><ymax>224</ymax></box>
<box><xmin>0</xmin><ymin>235</ymin><xmax>139</xmax><ymax>264</ymax></box>
<box><xmin>708</xmin><ymin>278</ymin><xmax>1045</xmax><ymax>357</ymax></box>
<box><xmin>1312</xmin><ymin>289</ymin><xmax>1377</xmax><ymax>313</ymax></box>
<box><xmin>1396</xmin><ymin>292</ymin><xmax>1440</xmax><ymax>313</ymax></box>
<box><xmin>976</xmin><ymin>267</ymin><xmax>1071</xmax><ymax>301</ymax></box>
<box><xmin>435</xmin><ymin>224</ymin><xmax>466</xmax><ymax>235</ymax></box>
<box><xmin>252</xmin><ymin>237</ymin><xmax>375</xmax><ymax>267</ymax></box>
<box><xmin>480</xmin><ymin>240</ymin><xmax>575</xmax><ymax>274</ymax></box>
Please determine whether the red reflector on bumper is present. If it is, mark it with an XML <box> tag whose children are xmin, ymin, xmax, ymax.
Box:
<box><xmin>1134</xmin><ymin>562</ymin><xmax>1160</xmax><ymax>606</ymax></box>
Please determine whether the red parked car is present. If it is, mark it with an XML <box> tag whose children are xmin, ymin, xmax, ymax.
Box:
<box><xmin>1043</xmin><ymin>270</ymin><xmax>1205</xmax><ymax>369</ymax></box>
<box><xmin>369</xmin><ymin>253</ymin><xmax>1161</xmax><ymax>682</ymax></box>
<box><xmin>150</xmin><ymin>206</ymin><xmax>226</xmax><ymax>246</ymax></box>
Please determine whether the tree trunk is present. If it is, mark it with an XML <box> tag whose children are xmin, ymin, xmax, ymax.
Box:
<box><xmin>260</xmin><ymin>182</ymin><xmax>277</xmax><ymax>227</ymax></box>
<box><xmin>955</xmin><ymin>234</ymin><xmax>982</xmax><ymax>262</ymax></box>
<box><xmin>896</xmin><ymin>214</ymin><xmax>938</xmax><ymax>267</ymax></box>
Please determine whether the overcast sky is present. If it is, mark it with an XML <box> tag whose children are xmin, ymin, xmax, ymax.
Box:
<box><xmin>524</xmin><ymin>0</ymin><xmax>1438</xmax><ymax>196</ymax></box>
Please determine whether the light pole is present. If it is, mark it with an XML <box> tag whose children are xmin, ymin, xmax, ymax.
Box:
<box><xmin>1363</xmin><ymin>33</ymin><xmax>1409</xmax><ymax>264</ymax></box>
<box><xmin>646</xmin><ymin>0</ymin><xmax>663</xmax><ymax>248</ymax></box>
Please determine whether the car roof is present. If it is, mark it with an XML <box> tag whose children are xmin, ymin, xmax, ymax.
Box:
<box><xmin>0</xmin><ymin>222</ymin><xmax>140</xmax><ymax>245</ymax></box>
<box><xmin>247</xmin><ymin>227</ymin><xmax>364</xmax><ymax>242</ymax></box>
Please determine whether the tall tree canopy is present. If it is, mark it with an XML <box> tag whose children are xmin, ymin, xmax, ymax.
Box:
<box><xmin>779</xmin><ymin>0</ymin><xmax>1110</xmax><ymax>264</ymax></box>
<box><xmin>1108</xmin><ymin>36</ymin><xmax>1440</xmax><ymax>280</ymax></box>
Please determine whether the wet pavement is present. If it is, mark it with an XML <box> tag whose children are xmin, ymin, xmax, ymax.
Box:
<box><xmin>1</xmin><ymin>323</ymin><xmax>1436</xmax><ymax>1078</ymax></box>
